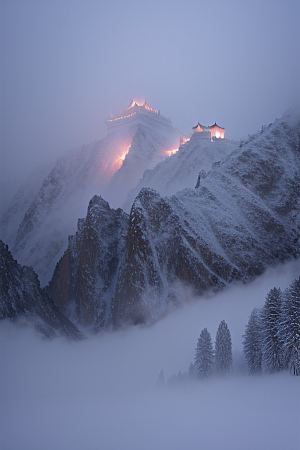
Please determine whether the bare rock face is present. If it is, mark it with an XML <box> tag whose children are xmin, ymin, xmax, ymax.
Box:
<box><xmin>0</xmin><ymin>240</ymin><xmax>82</xmax><ymax>339</ymax></box>
<box><xmin>50</xmin><ymin>108</ymin><xmax>300</xmax><ymax>330</ymax></box>
<box><xmin>111</xmin><ymin>189</ymin><xmax>235</xmax><ymax>326</ymax></box>
<box><xmin>48</xmin><ymin>196</ymin><xmax>129</xmax><ymax>330</ymax></box>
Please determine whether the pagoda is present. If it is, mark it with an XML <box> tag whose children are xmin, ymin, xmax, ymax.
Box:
<box><xmin>106</xmin><ymin>99</ymin><xmax>172</xmax><ymax>135</ymax></box>
<box><xmin>192</xmin><ymin>121</ymin><xmax>225</xmax><ymax>140</ymax></box>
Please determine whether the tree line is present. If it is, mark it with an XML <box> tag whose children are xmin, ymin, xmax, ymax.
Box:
<box><xmin>158</xmin><ymin>277</ymin><xmax>299</xmax><ymax>386</ymax></box>
<box><xmin>243</xmin><ymin>276</ymin><xmax>300</xmax><ymax>376</ymax></box>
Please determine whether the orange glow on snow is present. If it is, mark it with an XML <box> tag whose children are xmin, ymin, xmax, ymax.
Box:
<box><xmin>110</xmin><ymin>144</ymin><xmax>131</xmax><ymax>174</ymax></box>
<box><xmin>164</xmin><ymin>148</ymin><xmax>179</xmax><ymax>157</ymax></box>
<box><xmin>180</xmin><ymin>136</ymin><xmax>190</xmax><ymax>145</ymax></box>
<box><xmin>163</xmin><ymin>137</ymin><xmax>190</xmax><ymax>157</ymax></box>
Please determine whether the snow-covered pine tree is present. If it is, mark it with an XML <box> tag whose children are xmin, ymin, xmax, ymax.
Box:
<box><xmin>279</xmin><ymin>277</ymin><xmax>300</xmax><ymax>375</ymax></box>
<box><xmin>261</xmin><ymin>287</ymin><xmax>283</xmax><ymax>373</ymax></box>
<box><xmin>243</xmin><ymin>308</ymin><xmax>263</xmax><ymax>374</ymax></box>
<box><xmin>195</xmin><ymin>328</ymin><xmax>214</xmax><ymax>379</ymax></box>
<box><xmin>215</xmin><ymin>320</ymin><xmax>233</xmax><ymax>374</ymax></box>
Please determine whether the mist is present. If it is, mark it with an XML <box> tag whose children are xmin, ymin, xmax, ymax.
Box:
<box><xmin>1</xmin><ymin>259</ymin><xmax>299</xmax><ymax>450</ymax></box>
<box><xmin>1</xmin><ymin>0</ymin><xmax>300</xmax><ymax>184</ymax></box>
<box><xmin>1</xmin><ymin>2</ymin><xmax>300</xmax><ymax>448</ymax></box>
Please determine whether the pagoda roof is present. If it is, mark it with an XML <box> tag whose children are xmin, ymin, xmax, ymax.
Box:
<box><xmin>192</xmin><ymin>122</ymin><xmax>210</xmax><ymax>131</ymax></box>
<box><xmin>193</xmin><ymin>121</ymin><xmax>225</xmax><ymax>130</ymax></box>
<box><xmin>126</xmin><ymin>99</ymin><xmax>158</xmax><ymax>113</ymax></box>
<box><xmin>210</xmin><ymin>122</ymin><xmax>225</xmax><ymax>130</ymax></box>
<box><xmin>106</xmin><ymin>99</ymin><xmax>171</xmax><ymax>132</ymax></box>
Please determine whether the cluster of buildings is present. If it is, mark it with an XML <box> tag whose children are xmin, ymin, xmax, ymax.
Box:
<box><xmin>106</xmin><ymin>99</ymin><xmax>226</xmax><ymax>141</ymax></box>
<box><xmin>192</xmin><ymin>121</ymin><xmax>225</xmax><ymax>140</ymax></box>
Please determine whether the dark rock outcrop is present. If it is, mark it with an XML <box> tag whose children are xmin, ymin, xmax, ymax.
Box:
<box><xmin>48</xmin><ymin>196</ymin><xmax>129</xmax><ymax>330</ymax></box>
<box><xmin>0</xmin><ymin>240</ymin><xmax>82</xmax><ymax>339</ymax></box>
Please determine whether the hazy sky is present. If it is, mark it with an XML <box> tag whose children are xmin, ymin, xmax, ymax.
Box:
<box><xmin>1</xmin><ymin>0</ymin><xmax>300</xmax><ymax>183</ymax></box>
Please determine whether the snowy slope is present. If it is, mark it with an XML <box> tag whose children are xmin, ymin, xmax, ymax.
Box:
<box><xmin>49</xmin><ymin>108</ymin><xmax>300</xmax><ymax>330</ymax></box>
<box><xmin>105</xmin><ymin>122</ymin><xmax>181</xmax><ymax>209</ymax></box>
<box><xmin>0</xmin><ymin>164</ymin><xmax>52</xmax><ymax>246</ymax></box>
<box><xmin>0</xmin><ymin>119</ymin><xmax>180</xmax><ymax>286</ymax></box>
<box><xmin>125</xmin><ymin>133</ymin><xmax>239</xmax><ymax>209</ymax></box>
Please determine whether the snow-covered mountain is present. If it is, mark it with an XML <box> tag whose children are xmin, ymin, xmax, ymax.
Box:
<box><xmin>0</xmin><ymin>240</ymin><xmax>82</xmax><ymax>339</ymax></box>
<box><xmin>0</xmin><ymin>101</ymin><xmax>181</xmax><ymax>285</ymax></box>
<box><xmin>124</xmin><ymin>132</ymin><xmax>239</xmax><ymax>209</ymax></box>
<box><xmin>0</xmin><ymin>164</ymin><xmax>52</xmax><ymax>246</ymax></box>
<box><xmin>49</xmin><ymin>108</ymin><xmax>300</xmax><ymax>330</ymax></box>
<box><xmin>104</xmin><ymin>122</ymin><xmax>181</xmax><ymax>210</ymax></box>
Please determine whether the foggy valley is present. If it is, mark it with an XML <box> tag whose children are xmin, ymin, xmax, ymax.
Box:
<box><xmin>1</xmin><ymin>261</ymin><xmax>300</xmax><ymax>450</ymax></box>
<box><xmin>1</xmin><ymin>1</ymin><xmax>300</xmax><ymax>450</ymax></box>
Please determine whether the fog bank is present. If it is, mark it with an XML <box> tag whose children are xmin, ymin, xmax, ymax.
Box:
<box><xmin>0</xmin><ymin>259</ymin><xmax>299</xmax><ymax>450</ymax></box>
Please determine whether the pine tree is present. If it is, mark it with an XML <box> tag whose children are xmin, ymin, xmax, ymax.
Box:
<box><xmin>279</xmin><ymin>277</ymin><xmax>300</xmax><ymax>375</ymax></box>
<box><xmin>188</xmin><ymin>362</ymin><xmax>196</xmax><ymax>378</ymax></box>
<box><xmin>156</xmin><ymin>369</ymin><xmax>165</xmax><ymax>387</ymax></box>
<box><xmin>195</xmin><ymin>328</ymin><xmax>214</xmax><ymax>379</ymax></box>
<box><xmin>243</xmin><ymin>308</ymin><xmax>263</xmax><ymax>374</ymax></box>
<box><xmin>215</xmin><ymin>320</ymin><xmax>233</xmax><ymax>374</ymax></box>
<box><xmin>261</xmin><ymin>287</ymin><xmax>283</xmax><ymax>373</ymax></box>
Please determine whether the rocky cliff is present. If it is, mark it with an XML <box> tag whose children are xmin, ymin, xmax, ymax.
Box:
<box><xmin>0</xmin><ymin>240</ymin><xmax>82</xmax><ymax>339</ymax></box>
<box><xmin>48</xmin><ymin>196</ymin><xmax>128</xmax><ymax>330</ymax></box>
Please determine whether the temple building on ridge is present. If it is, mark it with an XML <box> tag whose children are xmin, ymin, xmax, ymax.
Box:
<box><xmin>106</xmin><ymin>99</ymin><xmax>172</xmax><ymax>135</ymax></box>
<box><xmin>192</xmin><ymin>121</ymin><xmax>225</xmax><ymax>140</ymax></box>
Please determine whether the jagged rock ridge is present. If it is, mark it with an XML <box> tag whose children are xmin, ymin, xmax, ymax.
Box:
<box><xmin>49</xmin><ymin>196</ymin><xmax>129</xmax><ymax>330</ymax></box>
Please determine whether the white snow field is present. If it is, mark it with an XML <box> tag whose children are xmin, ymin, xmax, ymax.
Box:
<box><xmin>1</xmin><ymin>259</ymin><xmax>299</xmax><ymax>450</ymax></box>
